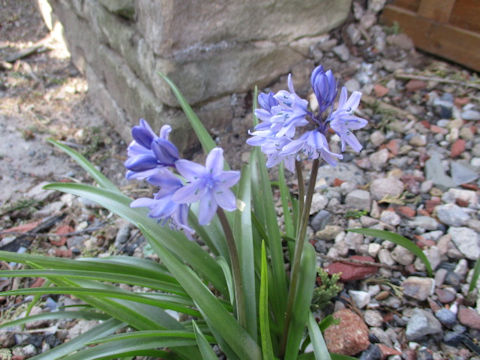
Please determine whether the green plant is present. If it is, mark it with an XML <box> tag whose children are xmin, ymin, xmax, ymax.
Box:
<box><xmin>311</xmin><ymin>269</ymin><xmax>342</xmax><ymax>311</ymax></box>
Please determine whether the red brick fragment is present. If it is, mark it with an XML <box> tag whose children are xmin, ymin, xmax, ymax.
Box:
<box><xmin>456</xmin><ymin>198</ymin><xmax>469</xmax><ymax>207</ymax></box>
<box><xmin>417</xmin><ymin>209</ymin><xmax>430</xmax><ymax>216</ymax></box>
<box><xmin>50</xmin><ymin>224</ymin><xmax>74</xmax><ymax>247</ymax></box>
<box><xmin>450</xmin><ymin>139</ymin><xmax>466</xmax><ymax>158</ymax></box>
<box><xmin>396</xmin><ymin>206</ymin><xmax>416</xmax><ymax>218</ymax></box>
<box><xmin>425</xmin><ymin>199</ymin><xmax>441</xmax><ymax>213</ymax></box>
<box><xmin>2</xmin><ymin>221</ymin><xmax>41</xmax><ymax>236</ymax></box>
<box><xmin>333</xmin><ymin>178</ymin><xmax>345</xmax><ymax>187</ymax></box>
<box><xmin>54</xmin><ymin>249</ymin><xmax>73</xmax><ymax>258</ymax></box>
<box><xmin>454</xmin><ymin>97</ymin><xmax>469</xmax><ymax>107</ymax></box>
<box><xmin>461</xmin><ymin>183</ymin><xmax>479</xmax><ymax>191</ymax></box>
<box><xmin>430</xmin><ymin>125</ymin><xmax>448</xmax><ymax>134</ymax></box>
<box><xmin>374</xmin><ymin>84</ymin><xmax>389</xmax><ymax>97</ymax></box>
<box><xmin>385</xmin><ymin>139</ymin><xmax>400</xmax><ymax>156</ymax></box>
<box><xmin>405</xmin><ymin>79</ymin><xmax>427</xmax><ymax>92</ymax></box>
<box><xmin>378</xmin><ymin>344</ymin><xmax>401</xmax><ymax>359</ymax></box>
<box><xmin>420</xmin><ymin>120</ymin><xmax>431</xmax><ymax>129</ymax></box>
<box><xmin>30</xmin><ymin>278</ymin><xmax>46</xmax><ymax>288</ymax></box>
<box><xmin>326</xmin><ymin>256</ymin><xmax>378</xmax><ymax>282</ymax></box>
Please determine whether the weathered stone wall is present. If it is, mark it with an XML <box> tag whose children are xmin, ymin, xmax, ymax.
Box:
<box><xmin>41</xmin><ymin>0</ymin><xmax>351</xmax><ymax>150</ymax></box>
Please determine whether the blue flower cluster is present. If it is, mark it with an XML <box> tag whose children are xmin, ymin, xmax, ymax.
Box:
<box><xmin>125</xmin><ymin>120</ymin><xmax>240</xmax><ymax>231</ymax></box>
<box><xmin>247</xmin><ymin>65</ymin><xmax>368</xmax><ymax>171</ymax></box>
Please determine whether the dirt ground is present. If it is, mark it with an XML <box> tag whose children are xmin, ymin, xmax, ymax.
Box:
<box><xmin>0</xmin><ymin>0</ymin><xmax>127</xmax><ymax>209</ymax></box>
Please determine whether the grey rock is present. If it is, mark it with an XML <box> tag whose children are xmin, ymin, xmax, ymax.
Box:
<box><xmin>115</xmin><ymin>224</ymin><xmax>131</xmax><ymax>245</ymax></box>
<box><xmin>98</xmin><ymin>0</ymin><xmax>135</xmax><ymax>19</ymax></box>
<box><xmin>310</xmin><ymin>210</ymin><xmax>331</xmax><ymax>232</ymax></box>
<box><xmin>448</xmin><ymin>227</ymin><xmax>480</xmax><ymax>260</ymax></box>
<box><xmin>451</xmin><ymin>161</ymin><xmax>479</xmax><ymax>186</ymax></box>
<box><xmin>332</xmin><ymin>44</ymin><xmax>350</xmax><ymax>62</ymax></box>
<box><xmin>425</xmin><ymin>152</ymin><xmax>455</xmax><ymax>189</ymax></box>
<box><xmin>369</xmin><ymin>148</ymin><xmax>389</xmax><ymax>170</ymax></box>
<box><xmin>378</xmin><ymin>249</ymin><xmax>395</xmax><ymax>266</ymax></box>
<box><xmin>368</xmin><ymin>0</ymin><xmax>387</xmax><ymax>13</ymax></box>
<box><xmin>346</xmin><ymin>23</ymin><xmax>361</xmax><ymax>44</ymax></box>
<box><xmin>435</xmin><ymin>203</ymin><xmax>470</xmax><ymax>226</ymax></box>
<box><xmin>453</xmin><ymin>258</ymin><xmax>468</xmax><ymax>278</ymax></box>
<box><xmin>442</xmin><ymin>188</ymin><xmax>478</xmax><ymax>207</ymax></box>
<box><xmin>423</xmin><ymin>246</ymin><xmax>442</xmax><ymax>271</ymax></box>
<box><xmin>433</xmin><ymin>97</ymin><xmax>453</xmax><ymax>119</ymax></box>
<box><xmin>370</xmin><ymin>130</ymin><xmax>385</xmax><ymax>147</ymax></box>
<box><xmin>403</xmin><ymin>277</ymin><xmax>434</xmax><ymax>301</ymax></box>
<box><xmin>391</xmin><ymin>245</ymin><xmax>415</xmax><ymax>265</ymax></box>
<box><xmin>315</xmin><ymin>225</ymin><xmax>343</xmax><ymax>240</ymax></box>
<box><xmin>359</xmin><ymin>344</ymin><xmax>382</xmax><ymax>360</ymax></box>
<box><xmin>406</xmin><ymin>309</ymin><xmax>442</xmax><ymax>340</ymax></box>
<box><xmin>345</xmin><ymin>78</ymin><xmax>361</xmax><ymax>92</ymax></box>
<box><xmin>360</xmin><ymin>12</ymin><xmax>377</xmax><ymax>30</ymax></box>
<box><xmin>370</xmin><ymin>177</ymin><xmax>404</xmax><ymax>201</ymax></box>
<box><xmin>435</xmin><ymin>308</ymin><xmax>457</xmax><ymax>328</ymax></box>
<box><xmin>310</xmin><ymin>193</ymin><xmax>328</xmax><ymax>214</ymax></box>
<box><xmin>364</xmin><ymin>310</ymin><xmax>384</xmax><ymax>327</ymax></box>
<box><xmin>461</xmin><ymin>109</ymin><xmax>480</xmax><ymax>121</ymax></box>
<box><xmin>408</xmin><ymin>216</ymin><xmax>440</xmax><ymax>231</ymax></box>
<box><xmin>348</xmin><ymin>290</ymin><xmax>370</xmax><ymax>309</ymax></box>
<box><xmin>318</xmin><ymin>162</ymin><xmax>365</xmax><ymax>186</ymax></box>
<box><xmin>345</xmin><ymin>189</ymin><xmax>371</xmax><ymax>211</ymax></box>
<box><xmin>380</xmin><ymin>210</ymin><xmax>401</xmax><ymax>226</ymax></box>
<box><xmin>26</xmin><ymin>181</ymin><xmax>55</xmax><ymax>202</ymax></box>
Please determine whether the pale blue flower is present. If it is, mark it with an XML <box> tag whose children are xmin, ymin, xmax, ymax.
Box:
<box><xmin>172</xmin><ymin>148</ymin><xmax>240</xmax><ymax>225</ymax></box>
<box><xmin>130</xmin><ymin>169</ymin><xmax>192</xmax><ymax>233</ymax></box>
<box><xmin>311</xmin><ymin>65</ymin><xmax>337</xmax><ymax>114</ymax></box>
<box><xmin>125</xmin><ymin>120</ymin><xmax>179</xmax><ymax>180</ymax></box>
<box><xmin>329</xmin><ymin>87</ymin><xmax>368</xmax><ymax>152</ymax></box>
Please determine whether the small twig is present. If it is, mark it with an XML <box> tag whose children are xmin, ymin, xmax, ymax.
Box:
<box><xmin>0</xmin><ymin>223</ymin><xmax>108</xmax><ymax>239</ymax></box>
<box><xmin>318</xmin><ymin>254</ymin><xmax>402</xmax><ymax>271</ymax></box>
<box><xmin>361</xmin><ymin>94</ymin><xmax>418</xmax><ymax>122</ymax></box>
<box><xmin>4</xmin><ymin>45</ymin><xmax>51</xmax><ymax>63</ymax></box>
<box><xmin>394</xmin><ymin>72</ymin><xmax>480</xmax><ymax>90</ymax></box>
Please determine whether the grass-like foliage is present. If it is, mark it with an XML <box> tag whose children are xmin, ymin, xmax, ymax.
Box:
<box><xmin>0</xmin><ymin>74</ymin><xmax>341</xmax><ymax>359</ymax></box>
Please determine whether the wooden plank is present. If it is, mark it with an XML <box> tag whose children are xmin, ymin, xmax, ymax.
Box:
<box><xmin>391</xmin><ymin>0</ymin><xmax>420</xmax><ymax>12</ymax></box>
<box><xmin>382</xmin><ymin>5</ymin><xmax>480</xmax><ymax>72</ymax></box>
<box><xmin>418</xmin><ymin>0</ymin><xmax>455</xmax><ymax>23</ymax></box>
<box><xmin>450</xmin><ymin>0</ymin><xmax>480</xmax><ymax>32</ymax></box>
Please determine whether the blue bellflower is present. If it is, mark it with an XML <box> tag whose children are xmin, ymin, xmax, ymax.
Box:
<box><xmin>248</xmin><ymin>65</ymin><xmax>367</xmax><ymax>170</ymax></box>
<box><xmin>130</xmin><ymin>169</ymin><xmax>192</xmax><ymax>233</ymax></box>
<box><xmin>172</xmin><ymin>148</ymin><xmax>240</xmax><ymax>225</ymax></box>
<box><xmin>125</xmin><ymin>119</ymin><xmax>179</xmax><ymax>180</ymax></box>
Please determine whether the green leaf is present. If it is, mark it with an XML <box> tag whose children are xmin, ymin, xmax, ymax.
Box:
<box><xmin>43</xmin><ymin>183</ymin><xmax>228</xmax><ymax>295</ymax></box>
<box><xmin>307</xmin><ymin>312</ymin><xmax>331</xmax><ymax>360</ymax></box>
<box><xmin>47</xmin><ymin>139</ymin><xmax>119</xmax><ymax>192</ymax></box>
<box><xmin>233</xmin><ymin>163</ymin><xmax>258</xmax><ymax>341</ymax></box>
<box><xmin>193</xmin><ymin>320</ymin><xmax>219</xmax><ymax>360</ymax></box>
<box><xmin>284</xmin><ymin>243</ymin><xmax>317</xmax><ymax>360</ymax></box>
<box><xmin>330</xmin><ymin>355</ymin><xmax>358</xmax><ymax>360</ymax></box>
<box><xmin>89</xmin><ymin>330</ymin><xmax>215</xmax><ymax>345</ymax></box>
<box><xmin>217</xmin><ymin>257</ymin><xmax>235</xmax><ymax>306</ymax></box>
<box><xmin>318</xmin><ymin>315</ymin><xmax>339</xmax><ymax>333</ymax></box>
<box><xmin>158</xmin><ymin>72</ymin><xmax>216</xmax><ymax>154</ymax></box>
<box><xmin>250</xmin><ymin>149</ymin><xmax>287</xmax><ymax>331</ymax></box>
<box><xmin>348</xmin><ymin>228</ymin><xmax>433</xmax><ymax>277</ymax></box>
<box><xmin>469</xmin><ymin>257</ymin><xmax>480</xmax><ymax>293</ymax></box>
<box><xmin>0</xmin><ymin>310</ymin><xmax>110</xmax><ymax>329</ymax></box>
<box><xmin>260</xmin><ymin>241</ymin><xmax>276</xmax><ymax>360</ymax></box>
<box><xmin>0</xmin><ymin>287</ymin><xmax>201</xmax><ymax>317</ymax></box>
<box><xmin>60</xmin><ymin>337</ymin><xmax>178</xmax><ymax>360</ymax></box>
<box><xmin>30</xmin><ymin>318</ymin><xmax>124</xmax><ymax>360</ymax></box>
<box><xmin>279</xmin><ymin>163</ymin><xmax>295</xmax><ymax>238</ymax></box>
<box><xmin>140</xmin><ymin>225</ymin><xmax>262</xmax><ymax>360</ymax></box>
<box><xmin>0</xmin><ymin>269</ymin><xmax>186</xmax><ymax>296</ymax></box>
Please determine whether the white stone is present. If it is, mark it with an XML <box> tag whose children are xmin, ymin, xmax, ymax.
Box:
<box><xmin>370</xmin><ymin>177</ymin><xmax>404</xmax><ymax>201</ymax></box>
<box><xmin>448</xmin><ymin>227</ymin><xmax>480</xmax><ymax>260</ymax></box>
<box><xmin>391</xmin><ymin>245</ymin><xmax>414</xmax><ymax>265</ymax></box>
<box><xmin>380</xmin><ymin>210</ymin><xmax>401</xmax><ymax>226</ymax></box>
<box><xmin>348</xmin><ymin>290</ymin><xmax>371</xmax><ymax>309</ymax></box>
<box><xmin>368</xmin><ymin>243</ymin><xmax>381</xmax><ymax>257</ymax></box>
<box><xmin>345</xmin><ymin>189</ymin><xmax>371</xmax><ymax>211</ymax></box>
<box><xmin>435</xmin><ymin>203</ymin><xmax>470</xmax><ymax>226</ymax></box>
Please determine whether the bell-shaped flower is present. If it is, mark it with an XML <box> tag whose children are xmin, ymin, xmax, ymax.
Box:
<box><xmin>329</xmin><ymin>87</ymin><xmax>368</xmax><ymax>152</ymax></box>
<box><xmin>125</xmin><ymin>120</ymin><xmax>179</xmax><ymax>180</ymax></box>
<box><xmin>280</xmin><ymin>130</ymin><xmax>343</xmax><ymax>166</ymax></box>
<box><xmin>311</xmin><ymin>65</ymin><xmax>337</xmax><ymax>114</ymax></box>
<box><xmin>130</xmin><ymin>169</ymin><xmax>192</xmax><ymax>233</ymax></box>
<box><xmin>172</xmin><ymin>148</ymin><xmax>240</xmax><ymax>225</ymax></box>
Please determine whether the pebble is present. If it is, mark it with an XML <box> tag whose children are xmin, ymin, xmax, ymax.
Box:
<box><xmin>435</xmin><ymin>308</ymin><xmax>457</xmax><ymax>328</ymax></box>
<box><xmin>345</xmin><ymin>78</ymin><xmax>361</xmax><ymax>92</ymax></box>
<box><xmin>349</xmin><ymin>290</ymin><xmax>371</xmax><ymax>309</ymax></box>
<box><xmin>315</xmin><ymin>225</ymin><xmax>343</xmax><ymax>240</ymax></box>
<box><xmin>461</xmin><ymin>109</ymin><xmax>480</xmax><ymax>121</ymax></box>
<box><xmin>370</xmin><ymin>131</ymin><xmax>385</xmax><ymax>147</ymax></box>
<box><xmin>369</xmin><ymin>148</ymin><xmax>389</xmax><ymax>170</ymax></box>
<box><xmin>326</xmin><ymin>256</ymin><xmax>378</xmax><ymax>281</ymax></box>
<box><xmin>370</xmin><ymin>177</ymin><xmax>404</xmax><ymax>201</ymax></box>
<box><xmin>457</xmin><ymin>305</ymin><xmax>480</xmax><ymax>330</ymax></box>
<box><xmin>378</xmin><ymin>249</ymin><xmax>395</xmax><ymax>266</ymax></box>
<box><xmin>391</xmin><ymin>245</ymin><xmax>415</xmax><ymax>265</ymax></box>
<box><xmin>451</xmin><ymin>161</ymin><xmax>479</xmax><ymax>185</ymax></box>
<box><xmin>405</xmin><ymin>309</ymin><xmax>442</xmax><ymax>340</ymax></box>
<box><xmin>368</xmin><ymin>243</ymin><xmax>381</xmax><ymax>257</ymax></box>
<box><xmin>409</xmin><ymin>134</ymin><xmax>427</xmax><ymax>147</ymax></box>
<box><xmin>442</xmin><ymin>188</ymin><xmax>478</xmax><ymax>207</ymax></box>
<box><xmin>359</xmin><ymin>344</ymin><xmax>382</xmax><ymax>360</ymax></box>
<box><xmin>364</xmin><ymin>309</ymin><xmax>384</xmax><ymax>327</ymax></box>
<box><xmin>423</xmin><ymin>246</ymin><xmax>441</xmax><ymax>271</ymax></box>
<box><xmin>380</xmin><ymin>210</ymin><xmax>401</xmax><ymax>226</ymax></box>
<box><xmin>324</xmin><ymin>309</ymin><xmax>371</xmax><ymax>355</ymax></box>
<box><xmin>435</xmin><ymin>288</ymin><xmax>456</xmax><ymax>303</ymax></box>
<box><xmin>345</xmin><ymin>189</ymin><xmax>371</xmax><ymax>211</ymax></box>
<box><xmin>333</xmin><ymin>44</ymin><xmax>350</xmax><ymax>62</ymax></box>
<box><xmin>311</xmin><ymin>209</ymin><xmax>332</xmax><ymax>232</ymax></box>
<box><xmin>448</xmin><ymin>227</ymin><xmax>480</xmax><ymax>260</ymax></box>
<box><xmin>408</xmin><ymin>216</ymin><xmax>439</xmax><ymax>231</ymax></box>
<box><xmin>114</xmin><ymin>224</ymin><xmax>131</xmax><ymax>246</ymax></box>
<box><xmin>402</xmin><ymin>276</ymin><xmax>434</xmax><ymax>301</ymax></box>
<box><xmin>310</xmin><ymin>193</ymin><xmax>329</xmax><ymax>214</ymax></box>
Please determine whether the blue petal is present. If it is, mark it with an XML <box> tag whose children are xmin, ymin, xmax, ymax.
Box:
<box><xmin>198</xmin><ymin>192</ymin><xmax>217</xmax><ymax>225</ymax></box>
<box><xmin>151</xmin><ymin>138</ymin><xmax>179</xmax><ymax>165</ymax></box>
<box><xmin>132</xmin><ymin>119</ymin><xmax>156</xmax><ymax>149</ymax></box>
<box><xmin>172</xmin><ymin>181</ymin><xmax>206</xmax><ymax>203</ymax></box>
<box><xmin>175</xmin><ymin>159</ymin><xmax>206</xmax><ymax>181</ymax></box>
<box><xmin>214</xmin><ymin>188</ymin><xmax>236</xmax><ymax>212</ymax></box>
<box><xmin>206</xmin><ymin>148</ymin><xmax>224</xmax><ymax>176</ymax></box>
<box><xmin>147</xmin><ymin>169</ymin><xmax>183</xmax><ymax>189</ymax></box>
<box><xmin>217</xmin><ymin>170</ymin><xmax>240</xmax><ymax>187</ymax></box>
<box><xmin>159</xmin><ymin>124</ymin><xmax>172</xmax><ymax>140</ymax></box>
<box><xmin>124</xmin><ymin>154</ymin><xmax>158</xmax><ymax>171</ymax></box>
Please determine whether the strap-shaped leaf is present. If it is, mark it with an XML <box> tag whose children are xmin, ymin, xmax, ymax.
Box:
<box><xmin>260</xmin><ymin>242</ymin><xmax>276</xmax><ymax>360</ymax></box>
<box><xmin>140</xmin><ymin>224</ymin><xmax>262</xmax><ymax>360</ymax></box>
<box><xmin>279</xmin><ymin>163</ymin><xmax>295</xmax><ymax>238</ymax></box>
<box><xmin>307</xmin><ymin>312</ymin><xmax>331</xmax><ymax>360</ymax></box>
<box><xmin>30</xmin><ymin>318</ymin><xmax>124</xmax><ymax>360</ymax></box>
<box><xmin>469</xmin><ymin>257</ymin><xmax>480</xmax><ymax>293</ymax></box>
<box><xmin>284</xmin><ymin>243</ymin><xmax>317</xmax><ymax>360</ymax></box>
<box><xmin>43</xmin><ymin>182</ymin><xmax>228</xmax><ymax>295</ymax></box>
<box><xmin>48</xmin><ymin>139</ymin><xmax>119</xmax><ymax>192</ymax></box>
<box><xmin>0</xmin><ymin>310</ymin><xmax>110</xmax><ymax>329</ymax></box>
<box><xmin>193</xmin><ymin>320</ymin><xmax>219</xmax><ymax>360</ymax></box>
<box><xmin>348</xmin><ymin>228</ymin><xmax>433</xmax><ymax>276</ymax></box>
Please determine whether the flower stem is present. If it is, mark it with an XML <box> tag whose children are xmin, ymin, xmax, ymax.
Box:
<box><xmin>217</xmin><ymin>208</ymin><xmax>246</xmax><ymax>328</ymax></box>
<box><xmin>281</xmin><ymin>158</ymin><xmax>320</xmax><ymax>355</ymax></box>
<box><xmin>295</xmin><ymin>160</ymin><xmax>304</xmax><ymax>235</ymax></box>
